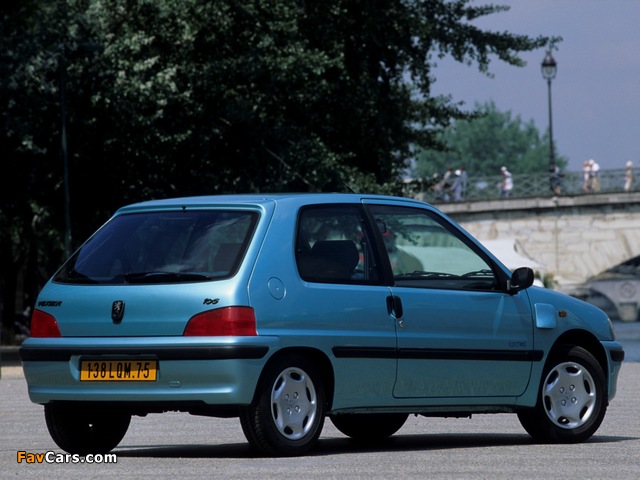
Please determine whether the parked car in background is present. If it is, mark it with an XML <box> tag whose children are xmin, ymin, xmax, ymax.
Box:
<box><xmin>20</xmin><ymin>194</ymin><xmax>624</xmax><ymax>456</ymax></box>
<box><xmin>578</xmin><ymin>255</ymin><xmax>640</xmax><ymax>322</ymax></box>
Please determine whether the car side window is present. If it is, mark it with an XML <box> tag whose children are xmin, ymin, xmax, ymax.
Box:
<box><xmin>296</xmin><ymin>205</ymin><xmax>382</xmax><ymax>284</ymax></box>
<box><xmin>368</xmin><ymin>205</ymin><xmax>498</xmax><ymax>290</ymax></box>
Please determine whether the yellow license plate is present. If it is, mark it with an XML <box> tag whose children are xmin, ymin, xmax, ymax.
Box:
<box><xmin>80</xmin><ymin>359</ymin><xmax>158</xmax><ymax>381</ymax></box>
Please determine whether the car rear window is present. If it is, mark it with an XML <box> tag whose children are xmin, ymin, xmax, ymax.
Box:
<box><xmin>53</xmin><ymin>210</ymin><xmax>259</xmax><ymax>285</ymax></box>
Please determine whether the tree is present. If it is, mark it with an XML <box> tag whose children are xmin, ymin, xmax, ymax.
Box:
<box><xmin>1</xmin><ymin>0</ymin><xmax>553</xmax><ymax>340</ymax></box>
<box><xmin>1</xmin><ymin>0</ymin><xmax>71</xmax><ymax>342</ymax></box>
<box><xmin>413</xmin><ymin>100</ymin><xmax>567</xmax><ymax>178</ymax></box>
<box><xmin>71</xmin><ymin>0</ymin><xmax>551</xmax><ymax>203</ymax></box>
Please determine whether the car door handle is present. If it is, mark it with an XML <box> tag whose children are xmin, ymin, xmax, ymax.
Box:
<box><xmin>386</xmin><ymin>295</ymin><xmax>404</xmax><ymax>320</ymax></box>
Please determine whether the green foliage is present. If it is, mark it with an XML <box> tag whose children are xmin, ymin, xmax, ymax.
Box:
<box><xmin>0</xmin><ymin>0</ymin><xmax>553</xmax><ymax>337</ymax></box>
<box><xmin>414</xmin><ymin>100</ymin><xmax>568</xmax><ymax>178</ymax></box>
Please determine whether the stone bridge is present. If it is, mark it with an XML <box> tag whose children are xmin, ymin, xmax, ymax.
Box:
<box><xmin>435</xmin><ymin>191</ymin><xmax>640</xmax><ymax>293</ymax></box>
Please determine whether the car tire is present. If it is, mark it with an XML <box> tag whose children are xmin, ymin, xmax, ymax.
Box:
<box><xmin>240</xmin><ymin>355</ymin><xmax>326</xmax><ymax>456</ymax></box>
<box><xmin>518</xmin><ymin>345</ymin><xmax>607</xmax><ymax>443</ymax></box>
<box><xmin>44</xmin><ymin>403</ymin><xmax>131</xmax><ymax>455</ymax></box>
<box><xmin>330</xmin><ymin>413</ymin><xmax>408</xmax><ymax>441</ymax></box>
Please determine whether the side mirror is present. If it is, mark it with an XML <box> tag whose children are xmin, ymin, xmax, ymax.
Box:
<box><xmin>508</xmin><ymin>267</ymin><xmax>534</xmax><ymax>294</ymax></box>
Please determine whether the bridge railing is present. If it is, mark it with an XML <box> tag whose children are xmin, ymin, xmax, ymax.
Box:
<box><xmin>403</xmin><ymin>168</ymin><xmax>635</xmax><ymax>203</ymax></box>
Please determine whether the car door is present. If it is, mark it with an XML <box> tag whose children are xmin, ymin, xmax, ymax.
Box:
<box><xmin>365</xmin><ymin>201</ymin><xmax>534</xmax><ymax>399</ymax></box>
<box><xmin>285</xmin><ymin>203</ymin><xmax>398</xmax><ymax>409</ymax></box>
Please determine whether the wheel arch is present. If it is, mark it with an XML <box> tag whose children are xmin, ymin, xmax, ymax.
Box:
<box><xmin>254</xmin><ymin>347</ymin><xmax>336</xmax><ymax>409</ymax></box>
<box><xmin>549</xmin><ymin>329</ymin><xmax>609</xmax><ymax>384</ymax></box>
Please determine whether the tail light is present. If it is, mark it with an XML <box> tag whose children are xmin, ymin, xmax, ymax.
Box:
<box><xmin>183</xmin><ymin>306</ymin><xmax>257</xmax><ymax>336</ymax></box>
<box><xmin>30</xmin><ymin>309</ymin><xmax>62</xmax><ymax>337</ymax></box>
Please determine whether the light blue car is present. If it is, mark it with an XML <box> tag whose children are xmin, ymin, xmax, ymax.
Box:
<box><xmin>20</xmin><ymin>194</ymin><xmax>624</xmax><ymax>456</ymax></box>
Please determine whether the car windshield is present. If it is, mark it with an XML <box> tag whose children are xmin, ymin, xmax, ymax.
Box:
<box><xmin>53</xmin><ymin>210</ymin><xmax>259</xmax><ymax>285</ymax></box>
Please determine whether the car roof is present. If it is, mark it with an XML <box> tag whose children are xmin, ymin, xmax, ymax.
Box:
<box><xmin>115</xmin><ymin>193</ymin><xmax>431</xmax><ymax>214</ymax></box>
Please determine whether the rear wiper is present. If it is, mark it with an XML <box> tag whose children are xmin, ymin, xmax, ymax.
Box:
<box><xmin>59</xmin><ymin>269</ymin><xmax>99</xmax><ymax>284</ymax></box>
<box><xmin>124</xmin><ymin>271</ymin><xmax>214</xmax><ymax>284</ymax></box>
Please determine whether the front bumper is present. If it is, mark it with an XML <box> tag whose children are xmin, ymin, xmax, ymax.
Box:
<box><xmin>603</xmin><ymin>340</ymin><xmax>625</xmax><ymax>401</ymax></box>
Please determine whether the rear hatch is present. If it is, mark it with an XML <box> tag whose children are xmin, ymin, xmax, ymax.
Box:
<box><xmin>35</xmin><ymin>281</ymin><xmax>246</xmax><ymax>336</ymax></box>
<box><xmin>35</xmin><ymin>207</ymin><xmax>261</xmax><ymax>337</ymax></box>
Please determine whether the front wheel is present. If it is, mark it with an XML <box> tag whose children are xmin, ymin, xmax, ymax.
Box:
<box><xmin>518</xmin><ymin>345</ymin><xmax>607</xmax><ymax>443</ymax></box>
<box><xmin>240</xmin><ymin>355</ymin><xmax>326</xmax><ymax>456</ymax></box>
<box><xmin>45</xmin><ymin>403</ymin><xmax>131</xmax><ymax>455</ymax></box>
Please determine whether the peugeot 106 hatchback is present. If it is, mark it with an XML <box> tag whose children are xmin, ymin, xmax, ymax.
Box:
<box><xmin>20</xmin><ymin>193</ymin><xmax>625</xmax><ymax>456</ymax></box>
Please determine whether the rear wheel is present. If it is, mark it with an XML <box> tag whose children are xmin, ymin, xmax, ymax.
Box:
<box><xmin>240</xmin><ymin>355</ymin><xmax>326</xmax><ymax>456</ymax></box>
<box><xmin>331</xmin><ymin>413</ymin><xmax>408</xmax><ymax>441</ymax></box>
<box><xmin>44</xmin><ymin>403</ymin><xmax>131</xmax><ymax>455</ymax></box>
<box><xmin>518</xmin><ymin>345</ymin><xmax>607</xmax><ymax>443</ymax></box>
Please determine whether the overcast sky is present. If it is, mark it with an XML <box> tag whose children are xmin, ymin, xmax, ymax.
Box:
<box><xmin>430</xmin><ymin>0</ymin><xmax>640</xmax><ymax>172</ymax></box>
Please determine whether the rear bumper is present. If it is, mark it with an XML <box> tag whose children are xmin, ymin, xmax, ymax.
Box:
<box><xmin>19</xmin><ymin>337</ymin><xmax>276</xmax><ymax>406</ymax></box>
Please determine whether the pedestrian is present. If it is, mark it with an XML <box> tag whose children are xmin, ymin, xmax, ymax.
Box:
<box><xmin>582</xmin><ymin>160</ymin><xmax>591</xmax><ymax>193</ymax></box>
<box><xmin>437</xmin><ymin>168</ymin><xmax>453</xmax><ymax>201</ymax></box>
<box><xmin>549</xmin><ymin>163</ymin><xmax>562</xmax><ymax>196</ymax></box>
<box><xmin>624</xmin><ymin>161</ymin><xmax>634</xmax><ymax>192</ymax></box>
<box><xmin>429</xmin><ymin>172</ymin><xmax>443</xmax><ymax>200</ymax></box>
<box><xmin>459</xmin><ymin>166</ymin><xmax>468</xmax><ymax>199</ymax></box>
<box><xmin>589</xmin><ymin>159</ymin><xmax>601</xmax><ymax>192</ymax></box>
<box><xmin>452</xmin><ymin>169</ymin><xmax>464</xmax><ymax>201</ymax></box>
<box><xmin>499</xmin><ymin>166</ymin><xmax>513</xmax><ymax>198</ymax></box>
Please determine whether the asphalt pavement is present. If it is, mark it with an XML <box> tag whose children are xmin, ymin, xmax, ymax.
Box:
<box><xmin>2</xmin><ymin>363</ymin><xmax>639</xmax><ymax>479</ymax></box>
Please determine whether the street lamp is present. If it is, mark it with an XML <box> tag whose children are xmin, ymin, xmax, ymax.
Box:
<box><xmin>541</xmin><ymin>48</ymin><xmax>557</xmax><ymax>171</ymax></box>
